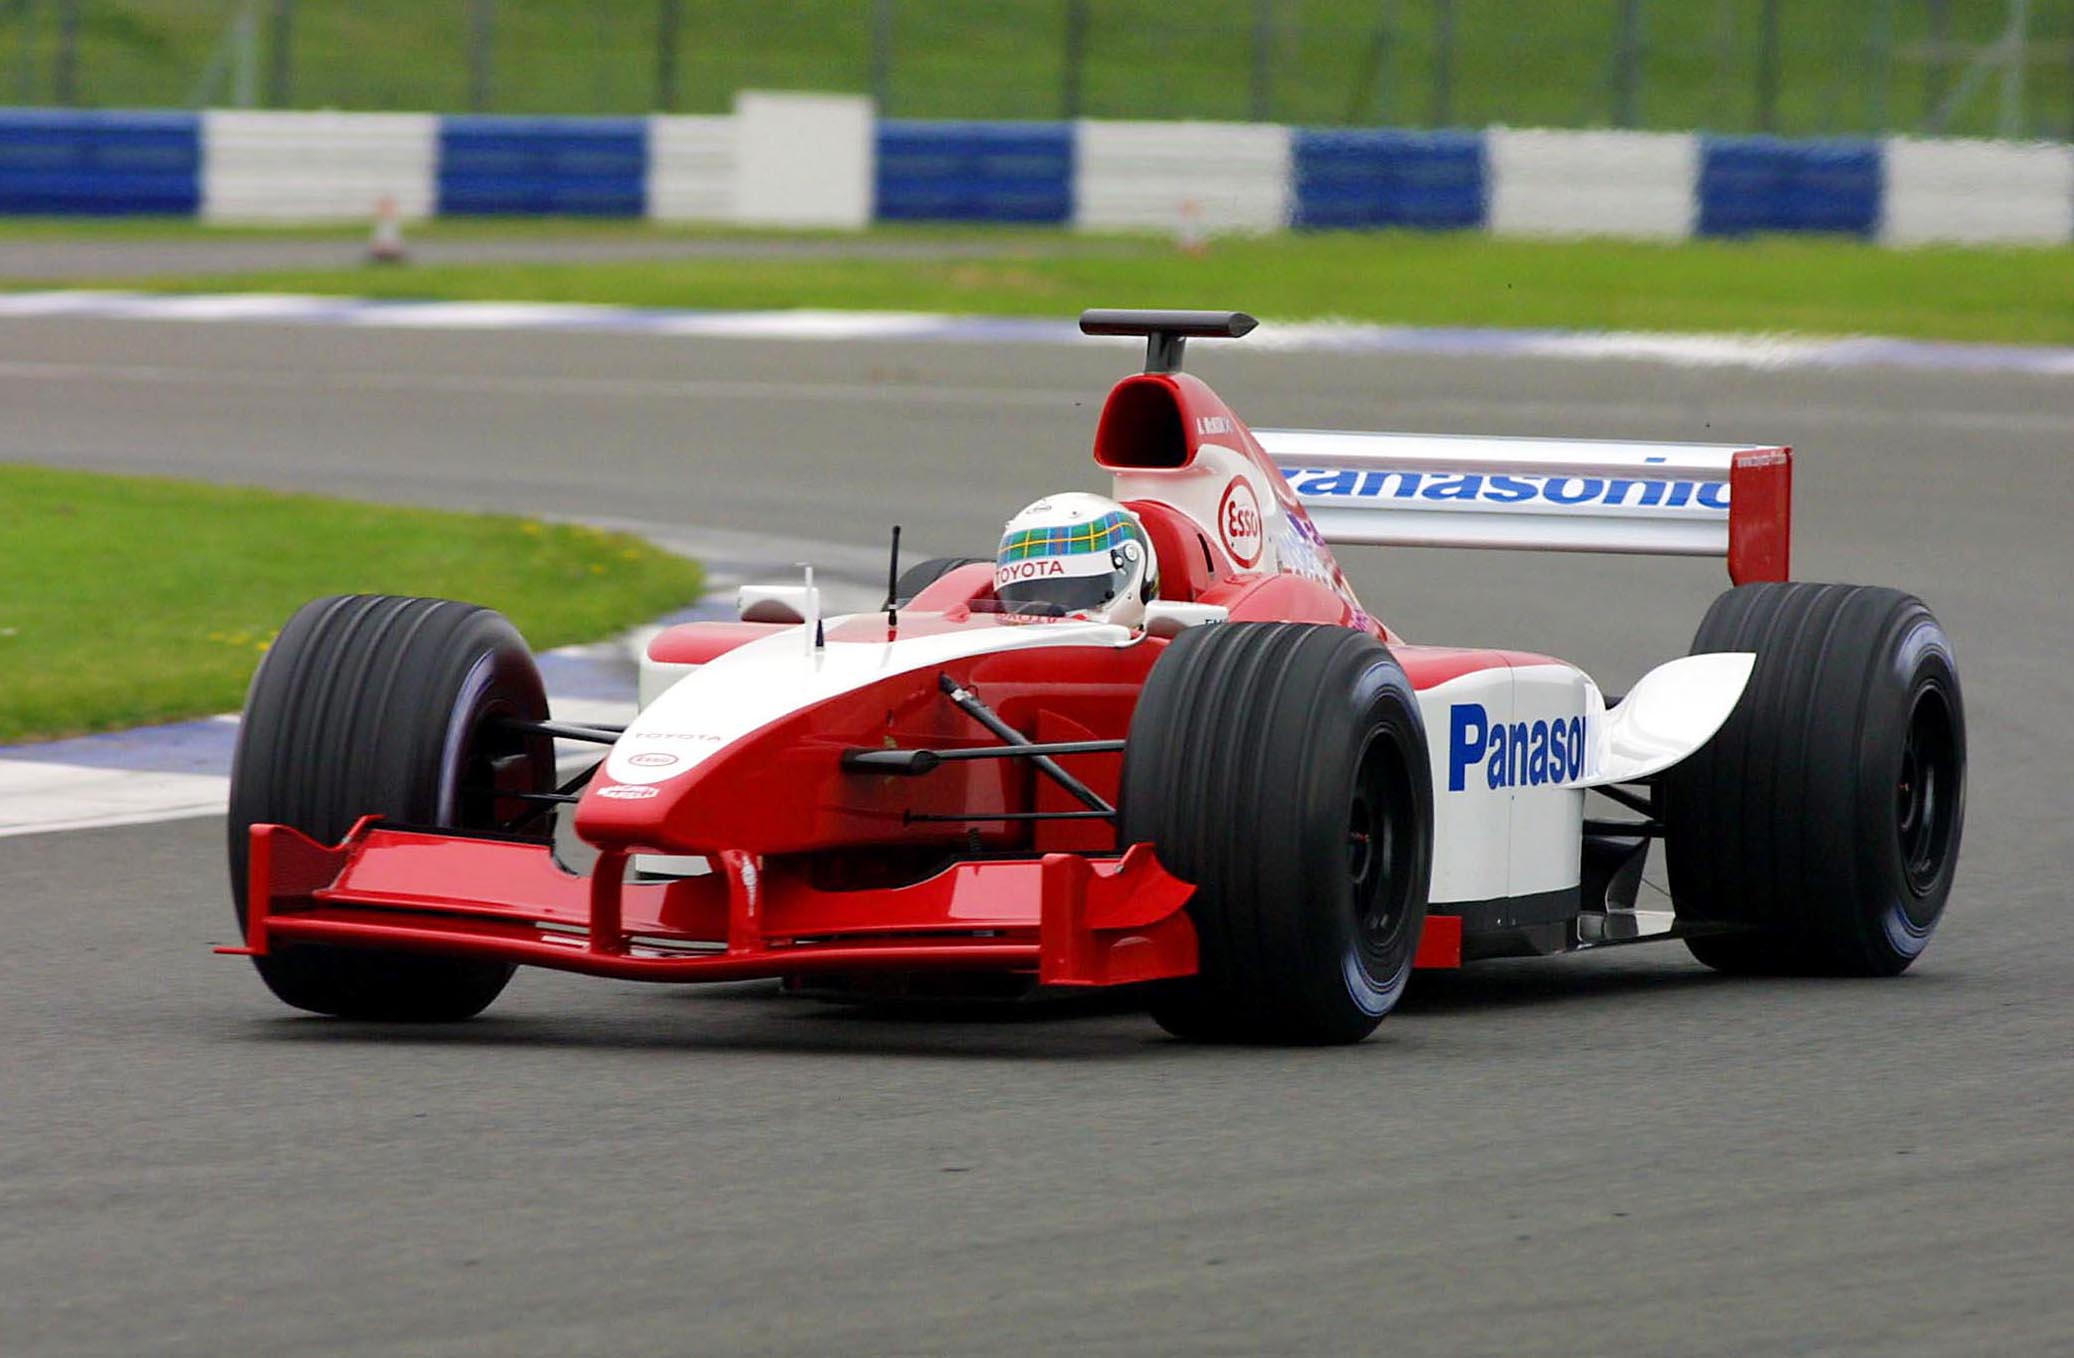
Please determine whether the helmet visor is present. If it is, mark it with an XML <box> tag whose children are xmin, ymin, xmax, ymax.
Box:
<box><xmin>996</xmin><ymin>566</ymin><xmax>1128</xmax><ymax>617</ymax></box>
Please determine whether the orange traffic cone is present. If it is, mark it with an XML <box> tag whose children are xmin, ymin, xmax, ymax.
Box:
<box><xmin>367</xmin><ymin>195</ymin><xmax>408</xmax><ymax>265</ymax></box>
<box><xmin>1176</xmin><ymin>196</ymin><xmax>1208</xmax><ymax>256</ymax></box>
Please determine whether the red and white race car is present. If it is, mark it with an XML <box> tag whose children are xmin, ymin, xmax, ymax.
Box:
<box><xmin>224</xmin><ymin>310</ymin><xmax>1966</xmax><ymax>1044</ymax></box>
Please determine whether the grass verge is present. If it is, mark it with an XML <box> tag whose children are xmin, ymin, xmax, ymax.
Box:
<box><xmin>0</xmin><ymin>466</ymin><xmax>704</xmax><ymax>744</ymax></box>
<box><xmin>33</xmin><ymin>228</ymin><xmax>2074</xmax><ymax>347</ymax></box>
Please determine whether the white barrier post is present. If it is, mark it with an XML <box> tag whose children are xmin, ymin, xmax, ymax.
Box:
<box><xmin>731</xmin><ymin>91</ymin><xmax>875</xmax><ymax>229</ymax></box>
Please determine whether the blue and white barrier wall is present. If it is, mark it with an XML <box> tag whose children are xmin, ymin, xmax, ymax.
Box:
<box><xmin>202</xmin><ymin>111</ymin><xmax>435</xmax><ymax>220</ymax></box>
<box><xmin>6</xmin><ymin>95</ymin><xmax>2074</xmax><ymax>246</ymax></box>
<box><xmin>877</xmin><ymin>118</ymin><xmax>1074</xmax><ymax>224</ymax></box>
<box><xmin>0</xmin><ymin>109</ymin><xmax>199</xmax><ymax>215</ymax></box>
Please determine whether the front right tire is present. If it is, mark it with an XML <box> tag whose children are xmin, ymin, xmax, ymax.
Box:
<box><xmin>1121</xmin><ymin>622</ymin><xmax>1433</xmax><ymax>1045</ymax></box>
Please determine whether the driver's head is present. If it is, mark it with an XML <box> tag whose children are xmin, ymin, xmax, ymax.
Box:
<box><xmin>995</xmin><ymin>493</ymin><xmax>1159</xmax><ymax>628</ymax></box>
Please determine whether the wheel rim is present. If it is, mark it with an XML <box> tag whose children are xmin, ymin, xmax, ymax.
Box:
<box><xmin>440</xmin><ymin>655</ymin><xmax>549</xmax><ymax>833</ymax></box>
<box><xmin>454</xmin><ymin>699</ymin><xmax>544</xmax><ymax>832</ymax></box>
<box><xmin>1894</xmin><ymin>684</ymin><xmax>1959</xmax><ymax>898</ymax></box>
<box><xmin>1348</xmin><ymin>729</ymin><xmax>1417</xmax><ymax>966</ymax></box>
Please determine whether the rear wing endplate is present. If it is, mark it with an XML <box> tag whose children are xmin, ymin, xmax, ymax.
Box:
<box><xmin>1256</xmin><ymin>429</ymin><xmax>1791</xmax><ymax>584</ymax></box>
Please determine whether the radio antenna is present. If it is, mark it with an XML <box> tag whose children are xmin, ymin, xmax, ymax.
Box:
<box><xmin>884</xmin><ymin>524</ymin><xmax>903</xmax><ymax>629</ymax></box>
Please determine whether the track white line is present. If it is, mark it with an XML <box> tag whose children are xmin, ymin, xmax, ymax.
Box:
<box><xmin>6</xmin><ymin>290</ymin><xmax>2074</xmax><ymax>376</ymax></box>
<box><xmin>0</xmin><ymin>764</ymin><xmax>230</xmax><ymax>838</ymax></box>
<box><xmin>0</xmin><ymin>356</ymin><xmax>1086</xmax><ymax>408</ymax></box>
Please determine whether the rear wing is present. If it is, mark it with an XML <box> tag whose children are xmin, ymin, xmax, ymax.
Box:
<box><xmin>1255</xmin><ymin>429</ymin><xmax>1792</xmax><ymax>584</ymax></box>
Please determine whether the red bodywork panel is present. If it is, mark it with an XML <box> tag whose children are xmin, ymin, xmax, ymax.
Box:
<box><xmin>587</xmin><ymin>628</ymin><xmax>1161</xmax><ymax>858</ymax></box>
<box><xmin>648</xmin><ymin>621</ymin><xmax>791</xmax><ymax>665</ymax></box>
<box><xmin>227</xmin><ymin>819</ymin><xmax>1203</xmax><ymax>988</ymax></box>
<box><xmin>1728</xmin><ymin>447</ymin><xmax>1792</xmax><ymax>585</ymax></box>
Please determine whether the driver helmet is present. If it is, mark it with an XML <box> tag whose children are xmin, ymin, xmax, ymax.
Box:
<box><xmin>994</xmin><ymin>493</ymin><xmax>1159</xmax><ymax>628</ymax></box>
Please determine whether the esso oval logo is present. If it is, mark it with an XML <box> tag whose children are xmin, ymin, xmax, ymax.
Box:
<box><xmin>1218</xmin><ymin>476</ymin><xmax>1264</xmax><ymax>568</ymax></box>
<box><xmin>627</xmin><ymin>752</ymin><xmax>678</xmax><ymax>768</ymax></box>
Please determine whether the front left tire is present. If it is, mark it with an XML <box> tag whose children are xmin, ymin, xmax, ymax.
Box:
<box><xmin>228</xmin><ymin>594</ymin><xmax>555</xmax><ymax>1020</ymax></box>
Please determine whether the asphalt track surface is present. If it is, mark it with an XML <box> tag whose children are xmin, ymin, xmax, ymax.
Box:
<box><xmin>3</xmin><ymin>314</ymin><xmax>2071</xmax><ymax>1356</ymax></box>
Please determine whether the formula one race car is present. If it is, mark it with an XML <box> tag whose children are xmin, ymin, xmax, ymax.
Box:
<box><xmin>223</xmin><ymin>309</ymin><xmax>1966</xmax><ymax>1044</ymax></box>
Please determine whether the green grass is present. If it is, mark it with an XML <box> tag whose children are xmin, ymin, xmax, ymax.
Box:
<box><xmin>0</xmin><ymin>466</ymin><xmax>704</xmax><ymax>743</ymax></box>
<box><xmin>3</xmin><ymin>0</ymin><xmax>2072</xmax><ymax>138</ymax></box>
<box><xmin>42</xmin><ymin>228</ymin><xmax>2074</xmax><ymax>348</ymax></box>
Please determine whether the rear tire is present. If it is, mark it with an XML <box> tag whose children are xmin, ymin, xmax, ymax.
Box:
<box><xmin>228</xmin><ymin>595</ymin><xmax>554</xmax><ymax>1020</ymax></box>
<box><xmin>1660</xmin><ymin>582</ymin><xmax>1965</xmax><ymax>976</ymax></box>
<box><xmin>1122</xmin><ymin>623</ymin><xmax>1432</xmax><ymax>1045</ymax></box>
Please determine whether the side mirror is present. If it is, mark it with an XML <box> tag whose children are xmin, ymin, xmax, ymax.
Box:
<box><xmin>737</xmin><ymin>584</ymin><xmax>816</xmax><ymax>625</ymax></box>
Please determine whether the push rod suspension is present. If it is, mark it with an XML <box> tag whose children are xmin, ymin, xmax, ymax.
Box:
<box><xmin>842</xmin><ymin>739</ymin><xmax>1125</xmax><ymax>775</ymax></box>
<box><xmin>497</xmin><ymin>717</ymin><xmax>625</xmax><ymax>745</ymax></box>
<box><xmin>905</xmin><ymin>810</ymin><xmax>1116</xmax><ymax>823</ymax></box>
<box><xmin>937</xmin><ymin>673</ymin><xmax>1115</xmax><ymax>817</ymax></box>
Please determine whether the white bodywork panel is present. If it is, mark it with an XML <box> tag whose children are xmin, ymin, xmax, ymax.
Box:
<box><xmin>1142</xmin><ymin>601</ymin><xmax>1229</xmax><ymax>637</ymax></box>
<box><xmin>1573</xmin><ymin>652</ymin><xmax>1755</xmax><ymax>788</ymax></box>
<box><xmin>640</xmin><ymin>655</ymin><xmax>699</xmax><ymax>710</ymax></box>
<box><xmin>1414</xmin><ymin>663</ymin><xmax>1599</xmax><ymax>905</ymax></box>
<box><xmin>1255</xmin><ymin>428</ymin><xmax>1772</xmax><ymax>558</ymax></box>
<box><xmin>1111</xmin><ymin>441</ymin><xmax>1285</xmax><ymax>574</ymax></box>
<box><xmin>624</xmin><ymin>616</ymin><xmax>1137</xmax><ymax>880</ymax></box>
<box><xmin>1410</xmin><ymin>653</ymin><xmax>1752</xmax><ymax>904</ymax></box>
<box><xmin>613</xmin><ymin>617</ymin><xmax>1136</xmax><ymax>787</ymax></box>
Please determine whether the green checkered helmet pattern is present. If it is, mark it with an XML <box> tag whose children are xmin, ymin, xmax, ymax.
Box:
<box><xmin>993</xmin><ymin>493</ymin><xmax>1159</xmax><ymax>627</ymax></box>
<box><xmin>999</xmin><ymin>509</ymin><xmax>1139</xmax><ymax>562</ymax></box>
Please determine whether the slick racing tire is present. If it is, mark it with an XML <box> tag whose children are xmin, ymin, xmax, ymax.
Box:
<box><xmin>228</xmin><ymin>595</ymin><xmax>555</xmax><ymax>1020</ymax></box>
<box><xmin>1659</xmin><ymin>582</ymin><xmax>1965</xmax><ymax>977</ymax></box>
<box><xmin>1122</xmin><ymin>622</ymin><xmax>1433</xmax><ymax>1045</ymax></box>
<box><xmin>893</xmin><ymin>556</ymin><xmax>988</xmax><ymax>605</ymax></box>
